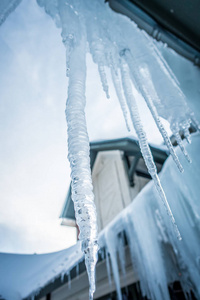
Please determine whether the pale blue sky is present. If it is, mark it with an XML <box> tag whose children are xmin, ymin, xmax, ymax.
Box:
<box><xmin>1</xmin><ymin>0</ymin><xmax>198</xmax><ymax>254</ymax></box>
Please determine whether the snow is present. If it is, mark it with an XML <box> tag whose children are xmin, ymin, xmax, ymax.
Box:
<box><xmin>0</xmin><ymin>242</ymin><xmax>83</xmax><ymax>300</ymax></box>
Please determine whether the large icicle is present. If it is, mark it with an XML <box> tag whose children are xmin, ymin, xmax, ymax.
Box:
<box><xmin>65</xmin><ymin>36</ymin><xmax>98</xmax><ymax>300</ymax></box>
<box><xmin>120</xmin><ymin>61</ymin><xmax>181</xmax><ymax>241</ymax></box>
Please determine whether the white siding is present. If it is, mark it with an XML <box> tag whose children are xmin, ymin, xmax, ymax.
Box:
<box><xmin>92</xmin><ymin>151</ymin><xmax>131</xmax><ymax>231</ymax></box>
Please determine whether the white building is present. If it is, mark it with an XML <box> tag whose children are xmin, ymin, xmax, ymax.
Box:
<box><xmin>61</xmin><ymin>137</ymin><xmax>167</xmax><ymax>234</ymax></box>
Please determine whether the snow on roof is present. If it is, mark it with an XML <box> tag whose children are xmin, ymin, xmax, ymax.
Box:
<box><xmin>0</xmin><ymin>242</ymin><xmax>83</xmax><ymax>300</ymax></box>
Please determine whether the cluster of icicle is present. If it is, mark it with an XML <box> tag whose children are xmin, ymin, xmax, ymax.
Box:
<box><xmin>1</xmin><ymin>0</ymin><xmax>199</xmax><ymax>298</ymax></box>
<box><xmin>35</xmin><ymin>0</ymin><xmax>200</xmax><ymax>298</ymax></box>
<box><xmin>99</xmin><ymin>134</ymin><xmax>200</xmax><ymax>300</ymax></box>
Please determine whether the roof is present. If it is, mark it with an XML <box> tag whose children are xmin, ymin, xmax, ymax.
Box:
<box><xmin>60</xmin><ymin>137</ymin><xmax>169</xmax><ymax>221</ymax></box>
<box><xmin>0</xmin><ymin>243</ymin><xmax>83</xmax><ymax>300</ymax></box>
<box><xmin>108</xmin><ymin>0</ymin><xmax>200</xmax><ymax>66</ymax></box>
<box><xmin>131</xmin><ymin>0</ymin><xmax>200</xmax><ymax>52</ymax></box>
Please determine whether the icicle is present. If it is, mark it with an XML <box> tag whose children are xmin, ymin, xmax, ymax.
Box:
<box><xmin>171</xmin><ymin>123</ymin><xmax>192</xmax><ymax>163</ymax></box>
<box><xmin>183</xmin><ymin>127</ymin><xmax>191</xmax><ymax>144</ymax></box>
<box><xmin>120</xmin><ymin>60</ymin><xmax>181</xmax><ymax>241</ymax></box>
<box><xmin>117</xmin><ymin>232</ymin><xmax>127</xmax><ymax>284</ymax></box>
<box><xmin>67</xmin><ymin>271</ymin><xmax>71</xmax><ymax>289</ymax></box>
<box><xmin>65</xmin><ymin>36</ymin><xmax>98</xmax><ymax>300</ymax></box>
<box><xmin>152</xmin><ymin>173</ymin><xmax>182</xmax><ymax>241</ymax></box>
<box><xmin>181</xmin><ymin>120</ymin><xmax>192</xmax><ymax>144</ymax></box>
<box><xmin>137</xmin><ymin>63</ymin><xmax>184</xmax><ymax>173</ymax></box>
<box><xmin>105</xmin><ymin>249</ymin><xmax>112</xmax><ymax>287</ymax></box>
<box><xmin>98</xmin><ymin>64</ymin><xmax>110</xmax><ymax>99</ymax></box>
<box><xmin>99</xmin><ymin>248</ymin><xmax>105</xmax><ymax>260</ymax></box>
<box><xmin>105</xmin><ymin>228</ymin><xmax>122</xmax><ymax>300</ymax></box>
<box><xmin>86</xmin><ymin>19</ymin><xmax>110</xmax><ymax>99</ymax></box>
<box><xmin>76</xmin><ymin>263</ymin><xmax>79</xmax><ymax>279</ymax></box>
<box><xmin>61</xmin><ymin>271</ymin><xmax>65</xmax><ymax>282</ymax></box>
<box><xmin>111</xmin><ymin>68</ymin><xmax>131</xmax><ymax>131</ymax></box>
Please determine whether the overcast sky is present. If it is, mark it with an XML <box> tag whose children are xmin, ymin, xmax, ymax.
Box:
<box><xmin>0</xmin><ymin>0</ymin><xmax>182</xmax><ymax>254</ymax></box>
